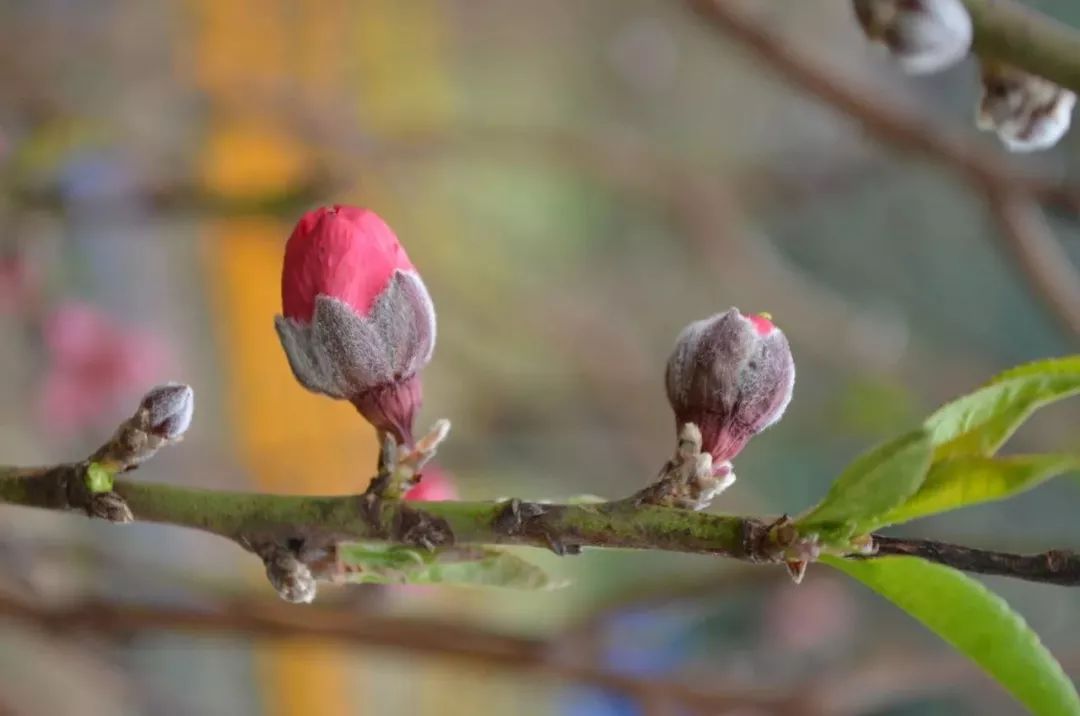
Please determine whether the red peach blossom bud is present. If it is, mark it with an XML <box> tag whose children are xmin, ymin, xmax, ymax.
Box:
<box><xmin>665</xmin><ymin>308</ymin><xmax>794</xmax><ymax>462</ymax></box>
<box><xmin>403</xmin><ymin>465</ymin><xmax>458</xmax><ymax>502</ymax></box>
<box><xmin>139</xmin><ymin>383</ymin><xmax>194</xmax><ymax>440</ymax></box>
<box><xmin>852</xmin><ymin>0</ymin><xmax>972</xmax><ymax>75</ymax></box>
<box><xmin>275</xmin><ymin>206</ymin><xmax>436</xmax><ymax>444</ymax></box>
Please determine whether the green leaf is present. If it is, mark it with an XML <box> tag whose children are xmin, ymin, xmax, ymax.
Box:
<box><xmin>339</xmin><ymin>543</ymin><xmax>428</xmax><ymax>571</ymax></box>
<box><xmin>85</xmin><ymin>463</ymin><xmax>114</xmax><ymax>494</ymax></box>
<box><xmin>925</xmin><ymin>356</ymin><xmax>1080</xmax><ymax>459</ymax></box>
<box><xmin>797</xmin><ymin>429</ymin><xmax>932</xmax><ymax>539</ymax></box>
<box><xmin>879</xmin><ymin>454</ymin><xmax>1080</xmax><ymax>527</ymax></box>
<box><xmin>825</xmin><ymin>556</ymin><xmax>1080</xmax><ymax>716</ymax></box>
<box><xmin>338</xmin><ymin>543</ymin><xmax>559</xmax><ymax>590</ymax></box>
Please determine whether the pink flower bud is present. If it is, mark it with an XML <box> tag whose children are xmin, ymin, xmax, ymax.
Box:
<box><xmin>275</xmin><ymin>206</ymin><xmax>436</xmax><ymax>444</ymax></box>
<box><xmin>665</xmin><ymin>308</ymin><xmax>794</xmax><ymax>462</ymax></box>
<box><xmin>403</xmin><ymin>465</ymin><xmax>458</xmax><ymax>502</ymax></box>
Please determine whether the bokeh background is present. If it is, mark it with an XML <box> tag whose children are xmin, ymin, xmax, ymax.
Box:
<box><xmin>1</xmin><ymin>1</ymin><xmax>1079</xmax><ymax>714</ymax></box>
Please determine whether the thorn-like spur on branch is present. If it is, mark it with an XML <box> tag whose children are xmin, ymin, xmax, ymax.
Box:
<box><xmin>494</xmin><ymin>498</ymin><xmax>583</xmax><ymax>556</ymax></box>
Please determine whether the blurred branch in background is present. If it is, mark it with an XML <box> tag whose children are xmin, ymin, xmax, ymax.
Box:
<box><xmin>986</xmin><ymin>191</ymin><xmax>1080</xmax><ymax>337</ymax></box>
<box><xmin>2</xmin><ymin>117</ymin><xmax>1002</xmax><ymax>407</ymax></box>
<box><xmin>359</xmin><ymin>125</ymin><xmax>996</xmax><ymax>387</ymax></box>
<box><xmin>0</xmin><ymin>587</ymin><xmax>1039</xmax><ymax>716</ymax></box>
<box><xmin>0</xmin><ymin>591</ymin><xmax>790</xmax><ymax>716</ymax></box>
<box><xmin>689</xmin><ymin>0</ymin><xmax>1080</xmax><ymax>340</ymax></box>
<box><xmin>5</xmin><ymin>104</ymin><xmax>1063</xmax><ymax>377</ymax></box>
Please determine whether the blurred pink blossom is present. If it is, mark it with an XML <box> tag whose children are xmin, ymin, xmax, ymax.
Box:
<box><xmin>0</xmin><ymin>255</ymin><xmax>37</xmax><ymax>315</ymax></box>
<box><xmin>36</xmin><ymin>302</ymin><xmax>170</xmax><ymax>436</ymax></box>
<box><xmin>403</xmin><ymin>465</ymin><xmax>458</xmax><ymax>501</ymax></box>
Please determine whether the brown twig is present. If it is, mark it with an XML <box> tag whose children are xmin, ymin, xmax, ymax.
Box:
<box><xmin>0</xmin><ymin>587</ymin><xmax>1051</xmax><ymax>716</ymax></box>
<box><xmin>0</xmin><ymin>592</ymin><xmax>786</xmax><ymax>714</ymax></box>
<box><xmin>985</xmin><ymin>190</ymin><xmax>1080</xmax><ymax>336</ymax></box>
<box><xmin>871</xmin><ymin>536</ymin><xmax>1080</xmax><ymax>585</ymax></box>
<box><xmin>686</xmin><ymin>0</ymin><xmax>1041</xmax><ymax>195</ymax></box>
<box><xmin>687</xmin><ymin>0</ymin><xmax>1080</xmax><ymax>340</ymax></box>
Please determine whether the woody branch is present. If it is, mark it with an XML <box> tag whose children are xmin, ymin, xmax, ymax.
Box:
<box><xmin>1</xmin><ymin>387</ymin><xmax>1078</xmax><ymax>601</ymax></box>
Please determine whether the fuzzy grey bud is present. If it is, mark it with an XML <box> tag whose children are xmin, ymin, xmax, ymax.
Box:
<box><xmin>976</xmin><ymin>63</ymin><xmax>1076</xmax><ymax>153</ymax></box>
<box><xmin>264</xmin><ymin>550</ymin><xmax>317</xmax><ymax>604</ymax></box>
<box><xmin>665</xmin><ymin>309</ymin><xmax>794</xmax><ymax>462</ymax></box>
<box><xmin>87</xmin><ymin>492</ymin><xmax>134</xmax><ymax>523</ymax></box>
<box><xmin>139</xmin><ymin>383</ymin><xmax>194</xmax><ymax>440</ymax></box>
<box><xmin>852</xmin><ymin>0</ymin><xmax>972</xmax><ymax>75</ymax></box>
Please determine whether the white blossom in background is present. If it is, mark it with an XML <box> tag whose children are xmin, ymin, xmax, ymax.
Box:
<box><xmin>852</xmin><ymin>0</ymin><xmax>972</xmax><ymax>75</ymax></box>
<box><xmin>976</xmin><ymin>62</ymin><xmax>1077</xmax><ymax>152</ymax></box>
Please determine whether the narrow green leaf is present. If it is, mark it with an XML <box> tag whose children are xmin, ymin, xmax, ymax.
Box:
<box><xmin>339</xmin><ymin>543</ymin><xmax>558</xmax><ymax>590</ymax></box>
<box><xmin>879</xmin><ymin>454</ymin><xmax>1080</xmax><ymax>527</ymax></box>
<box><xmin>925</xmin><ymin>356</ymin><xmax>1080</xmax><ymax>459</ymax></box>
<box><xmin>85</xmin><ymin>463</ymin><xmax>114</xmax><ymax>494</ymax></box>
<box><xmin>825</xmin><ymin>556</ymin><xmax>1080</xmax><ymax>716</ymax></box>
<box><xmin>797</xmin><ymin>429</ymin><xmax>932</xmax><ymax>538</ymax></box>
<box><xmin>340</xmin><ymin>543</ymin><xmax>428</xmax><ymax>571</ymax></box>
<box><xmin>415</xmin><ymin>549</ymin><xmax>558</xmax><ymax>589</ymax></box>
<box><xmin>991</xmin><ymin>356</ymin><xmax>1080</xmax><ymax>384</ymax></box>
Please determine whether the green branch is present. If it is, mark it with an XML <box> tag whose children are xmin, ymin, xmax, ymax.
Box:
<box><xmin>964</xmin><ymin>0</ymin><xmax>1080</xmax><ymax>93</ymax></box>
<box><xmin>5</xmin><ymin>378</ymin><xmax>1080</xmax><ymax>602</ymax></box>
<box><xmin>0</xmin><ymin>466</ymin><xmax>769</xmax><ymax>559</ymax></box>
<box><xmin>3</xmin><ymin>458</ymin><xmax>1080</xmax><ymax>597</ymax></box>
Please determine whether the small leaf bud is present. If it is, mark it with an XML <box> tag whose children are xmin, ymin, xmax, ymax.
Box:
<box><xmin>139</xmin><ymin>383</ymin><xmax>194</xmax><ymax>440</ymax></box>
<box><xmin>852</xmin><ymin>0</ymin><xmax>972</xmax><ymax>75</ymax></box>
<box><xmin>976</xmin><ymin>62</ymin><xmax>1076</xmax><ymax>153</ymax></box>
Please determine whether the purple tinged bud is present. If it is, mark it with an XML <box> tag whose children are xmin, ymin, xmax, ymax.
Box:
<box><xmin>665</xmin><ymin>308</ymin><xmax>794</xmax><ymax>462</ymax></box>
<box><xmin>140</xmin><ymin>382</ymin><xmax>194</xmax><ymax>440</ymax></box>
